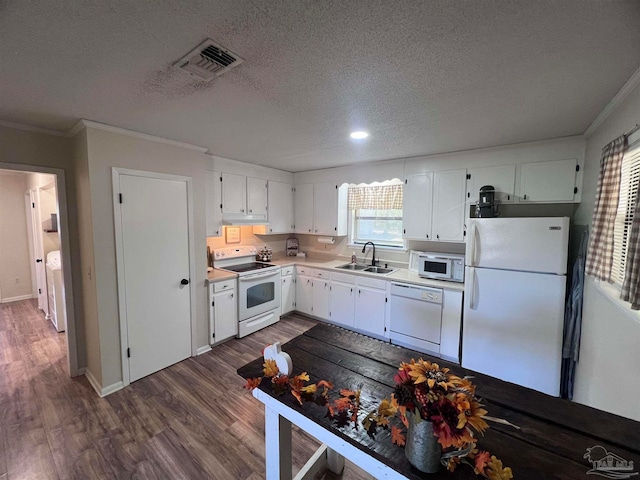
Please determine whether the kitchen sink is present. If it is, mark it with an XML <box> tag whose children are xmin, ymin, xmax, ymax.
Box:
<box><xmin>364</xmin><ymin>266</ymin><xmax>398</xmax><ymax>275</ymax></box>
<box><xmin>336</xmin><ymin>263</ymin><xmax>369</xmax><ymax>270</ymax></box>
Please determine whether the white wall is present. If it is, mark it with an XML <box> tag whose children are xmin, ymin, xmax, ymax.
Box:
<box><xmin>572</xmin><ymin>81</ymin><xmax>640</xmax><ymax>421</ymax></box>
<box><xmin>0</xmin><ymin>172</ymin><xmax>32</xmax><ymax>301</ymax></box>
<box><xmin>83</xmin><ymin>125</ymin><xmax>209</xmax><ymax>389</ymax></box>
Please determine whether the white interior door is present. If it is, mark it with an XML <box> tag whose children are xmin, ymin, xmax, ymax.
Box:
<box><xmin>29</xmin><ymin>189</ymin><xmax>49</xmax><ymax>317</ymax></box>
<box><xmin>118</xmin><ymin>174</ymin><xmax>192</xmax><ymax>383</ymax></box>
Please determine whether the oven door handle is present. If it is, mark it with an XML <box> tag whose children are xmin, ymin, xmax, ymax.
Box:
<box><xmin>239</xmin><ymin>270</ymin><xmax>280</xmax><ymax>281</ymax></box>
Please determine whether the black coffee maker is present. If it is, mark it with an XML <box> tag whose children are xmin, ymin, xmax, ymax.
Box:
<box><xmin>476</xmin><ymin>185</ymin><xmax>498</xmax><ymax>217</ymax></box>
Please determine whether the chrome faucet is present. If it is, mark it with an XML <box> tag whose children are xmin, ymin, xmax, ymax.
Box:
<box><xmin>361</xmin><ymin>242</ymin><xmax>377</xmax><ymax>266</ymax></box>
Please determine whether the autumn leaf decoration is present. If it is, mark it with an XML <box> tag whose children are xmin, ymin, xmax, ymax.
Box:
<box><xmin>244</xmin><ymin>351</ymin><xmax>360</xmax><ymax>429</ymax></box>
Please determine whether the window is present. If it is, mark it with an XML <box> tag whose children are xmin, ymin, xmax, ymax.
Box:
<box><xmin>612</xmin><ymin>142</ymin><xmax>640</xmax><ymax>285</ymax></box>
<box><xmin>348</xmin><ymin>181</ymin><xmax>404</xmax><ymax>248</ymax></box>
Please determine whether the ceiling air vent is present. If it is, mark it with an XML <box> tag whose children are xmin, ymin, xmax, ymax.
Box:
<box><xmin>174</xmin><ymin>39</ymin><xmax>244</xmax><ymax>81</ymax></box>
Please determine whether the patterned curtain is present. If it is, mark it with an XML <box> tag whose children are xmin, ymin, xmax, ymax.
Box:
<box><xmin>621</xmin><ymin>199</ymin><xmax>640</xmax><ymax>309</ymax></box>
<box><xmin>348</xmin><ymin>184</ymin><xmax>403</xmax><ymax>210</ymax></box>
<box><xmin>585</xmin><ymin>136</ymin><xmax>628</xmax><ymax>280</ymax></box>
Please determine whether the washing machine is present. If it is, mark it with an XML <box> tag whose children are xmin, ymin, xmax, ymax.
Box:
<box><xmin>45</xmin><ymin>251</ymin><xmax>66</xmax><ymax>332</ymax></box>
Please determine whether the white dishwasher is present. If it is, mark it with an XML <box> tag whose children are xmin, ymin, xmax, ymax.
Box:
<box><xmin>389</xmin><ymin>282</ymin><xmax>443</xmax><ymax>356</ymax></box>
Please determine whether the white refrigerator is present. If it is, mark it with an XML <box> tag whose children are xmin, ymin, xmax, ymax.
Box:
<box><xmin>462</xmin><ymin>217</ymin><xmax>570</xmax><ymax>396</ymax></box>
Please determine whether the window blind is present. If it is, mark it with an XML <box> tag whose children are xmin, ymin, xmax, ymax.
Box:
<box><xmin>612</xmin><ymin>145</ymin><xmax>640</xmax><ymax>284</ymax></box>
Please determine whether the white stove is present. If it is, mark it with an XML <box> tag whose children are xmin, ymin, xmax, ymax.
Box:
<box><xmin>213</xmin><ymin>246</ymin><xmax>281</xmax><ymax>337</ymax></box>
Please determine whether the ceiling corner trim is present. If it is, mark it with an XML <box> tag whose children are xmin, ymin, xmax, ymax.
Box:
<box><xmin>71</xmin><ymin>119</ymin><xmax>209</xmax><ymax>153</ymax></box>
<box><xmin>67</xmin><ymin>119</ymin><xmax>87</xmax><ymax>138</ymax></box>
<box><xmin>584</xmin><ymin>65</ymin><xmax>640</xmax><ymax>138</ymax></box>
<box><xmin>0</xmin><ymin>120</ymin><xmax>68</xmax><ymax>137</ymax></box>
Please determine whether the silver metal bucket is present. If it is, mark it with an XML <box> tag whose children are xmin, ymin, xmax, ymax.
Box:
<box><xmin>404</xmin><ymin>412</ymin><xmax>441</xmax><ymax>473</ymax></box>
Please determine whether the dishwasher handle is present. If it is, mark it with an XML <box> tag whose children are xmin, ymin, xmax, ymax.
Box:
<box><xmin>390</xmin><ymin>283</ymin><xmax>443</xmax><ymax>304</ymax></box>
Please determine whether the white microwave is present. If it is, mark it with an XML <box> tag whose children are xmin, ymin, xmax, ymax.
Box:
<box><xmin>418</xmin><ymin>252</ymin><xmax>465</xmax><ymax>283</ymax></box>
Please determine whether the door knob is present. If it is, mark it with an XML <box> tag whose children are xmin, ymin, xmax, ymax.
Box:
<box><xmin>181</xmin><ymin>279</ymin><xmax>189</xmax><ymax>285</ymax></box>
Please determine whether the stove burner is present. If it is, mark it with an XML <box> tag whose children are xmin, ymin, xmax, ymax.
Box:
<box><xmin>222</xmin><ymin>262</ymin><xmax>276</xmax><ymax>273</ymax></box>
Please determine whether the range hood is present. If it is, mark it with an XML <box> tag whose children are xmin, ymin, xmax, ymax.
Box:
<box><xmin>222</xmin><ymin>213</ymin><xmax>268</xmax><ymax>226</ymax></box>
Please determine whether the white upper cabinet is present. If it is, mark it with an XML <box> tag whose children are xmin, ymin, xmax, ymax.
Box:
<box><xmin>519</xmin><ymin>159</ymin><xmax>579</xmax><ymax>202</ymax></box>
<box><xmin>294</xmin><ymin>183</ymin><xmax>314</xmax><ymax>234</ymax></box>
<box><xmin>432</xmin><ymin>169</ymin><xmax>467</xmax><ymax>242</ymax></box>
<box><xmin>247</xmin><ymin>177</ymin><xmax>268</xmax><ymax>216</ymax></box>
<box><xmin>294</xmin><ymin>182</ymin><xmax>347</xmax><ymax>235</ymax></box>
<box><xmin>466</xmin><ymin>165</ymin><xmax>516</xmax><ymax>204</ymax></box>
<box><xmin>267</xmin><ymin>181</ymin><xmax>294</xmax><ymax>234</ymax></box>
<box><xmin>403</xmin><ymin>173</ymin><xmax>434</xmax><ymax>240</ymax></box>
<box><xmin>221</xmin><ymin>173</ymin><xmax>267</xmax><ymax>223</ymax></box>
<box><xmin>313</xmin><ymin>182</ymin><xmax>348</xmax><ymax>236</ymax></box>
<box><xmin>221</xmin><ymin>172</ymin><xmax>246</xmax><ymax>215</ymax></box>
<box><xmin>205</xmin><ymin>171</ymin><xmax>222</xmax><ymax>237</ymax></box>
<box><xmin>403</xmin><ymin>170</ymin><xmax>466</xmax><ymax>243</ymax></box>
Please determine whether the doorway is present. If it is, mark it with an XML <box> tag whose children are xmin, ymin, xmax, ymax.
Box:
<box><xmin>0</xmin><ymin>162</ymin><xmax>78</xmax><ymax>376</ymax></box>
<box><xmin>112</xmin><ymin>168</ymin><xmax>195</xmax><ymax>385</ymax></box>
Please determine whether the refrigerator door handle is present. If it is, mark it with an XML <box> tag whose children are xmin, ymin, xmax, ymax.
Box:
<box><xmin>470</xmin><ymin>224</ymin><xmax>478</xmax><ymax>266</ymax></box>
<box><xmin>469</xmin><ymin>267</ymin><xmax>477</xmax><ymax>310</ymax></box>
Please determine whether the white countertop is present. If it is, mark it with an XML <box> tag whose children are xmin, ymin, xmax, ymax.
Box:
<box><xmin>207</xmin><ymin>268</ymin><xmax>238</xmax><ymax>283</ymax></box>
<box><xmin>269</xmin><ymin>256</ymin><xmax>465</xmax><ymax>291</ymax></box>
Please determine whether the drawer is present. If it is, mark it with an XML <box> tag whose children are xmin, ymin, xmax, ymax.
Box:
<box><xmin>313</xmin><ymin>269</ymin><xmax>330</xmax><ymax>279</ymax></box>
<box><xmin>281</xmin><ymin>266</ymin><xmax>294</xmax><ymax>276</ymax></box>
<box><xmin>331</xmin><ymin>271</ymin><xmax>356</xmax><ymax>284</ymax></box>
<box><xmin>357</xmin><ymin>276</ymin><xmax>387</xmax><ymax>290</ymax></box>
<box><xmin>213</xmin><ymin>279</ymin><xmax>235</xmax><ymax>293</ymax></box>
<box><xmin>296</xmin><ymin>266</ymin><xmax>310</xmax><ymax>276</ymax></box>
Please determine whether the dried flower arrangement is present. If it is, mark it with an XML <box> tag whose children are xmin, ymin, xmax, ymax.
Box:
<box><xmin>244</xmin><ymin>354</ymin><xmax>514</xmax><ymax>479</ymax></box>
<box><xmin>362</xmin><ymin>359</ymin><xmax>513</xmax><ymax>478</ymax></box>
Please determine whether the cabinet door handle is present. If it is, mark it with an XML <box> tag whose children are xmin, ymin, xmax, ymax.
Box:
<box><xmin>230</xmin><ymin>293</ymin><xmax>234</xmax><ymax>299</ymax></box>
<box><xmin>241</xmin><ymin>208</ymin><xmax>245</xmax><ymax>212</ymax></box>
<box><xmin>181</xmin><ymin>279</ymin><xmax>189</xmax><ymax>285</ymax></box>
<box><xmin>249</xmin><ymin>209</ymin><xmax>252</xmax><ymax>213</ymax></box>
<box><xmin>426</xmin><ymin>234</ymin><xmax>429</xmax><ymax>239</ymax></box>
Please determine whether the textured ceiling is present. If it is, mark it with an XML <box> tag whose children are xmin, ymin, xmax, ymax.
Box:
<box><xmin>1</xmin><ymin>1</ymin><xmax>639</xmax><ymax>172</ymax></box>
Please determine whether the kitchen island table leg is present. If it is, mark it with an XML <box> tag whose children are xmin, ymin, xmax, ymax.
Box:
<box><xmin>265</xmin><ymin>405</ymin><xmax>293</xmax><ymax>480</ymax></box>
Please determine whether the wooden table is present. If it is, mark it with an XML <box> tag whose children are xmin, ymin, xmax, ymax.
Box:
<box><xmin>237</xmin><ymin>324</ymin><xmax>640</xmax><ymax>479</ymax></box>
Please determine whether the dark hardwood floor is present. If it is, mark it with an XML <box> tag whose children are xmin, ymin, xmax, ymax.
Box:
<box><xmin>0</xmin><ymin>299</ymin><xmax>374</xmax><ymax>479</ymax></box>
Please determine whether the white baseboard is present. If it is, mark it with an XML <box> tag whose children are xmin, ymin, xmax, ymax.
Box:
<box><xmin>84</xmin><ymin>368</ymin><xmax>124</xmax><ymax>398</ymax></box>
<box><xmin>1</xmin><ymin>294</ymin><xmax>36</xmax><ymax>303</ymax></box>
<box><xmin>196</xmin><ymin>345</ymin><xmax>212</xmax><ymax>355</ymax></box>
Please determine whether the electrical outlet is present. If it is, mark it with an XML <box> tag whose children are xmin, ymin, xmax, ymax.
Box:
<box><xmin>14</xmin><ymin>278</ymin><xmax>20</xmax><ymax>285</ymax></box>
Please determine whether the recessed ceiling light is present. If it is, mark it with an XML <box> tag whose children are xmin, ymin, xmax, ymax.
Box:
<box><xmin>350</xmin><ymin>131</ymin><xmax>369</xmax><ymax>140</ymax></box>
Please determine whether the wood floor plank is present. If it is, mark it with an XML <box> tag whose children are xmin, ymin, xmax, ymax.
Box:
<box><xmin>0</xmin><ymin>302</ymin><xmax>374</xmax><ymax>479</ymax></box>
<box><xmin>0</xmin><ymin>422</ymin><xmax>6</xmax><ymax>477</ymax></box>
<box><xmin>143</xmin><ymin>427</ymin><xmax>211</xmax><ymax>480</ymax></box>
<box><xmin>5</xmin><ymin>417</ymin><xmax>60</xmax><ymax>480</ymax></box>
<box><xmin>47</xmin><ymin>416</ymin><xmax>116</xmax><ymax>480</ymax></box>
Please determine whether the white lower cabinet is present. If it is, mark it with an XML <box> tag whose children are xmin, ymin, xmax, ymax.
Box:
<box><xmin>291</xmin><ymin>266</ymin><xmax>460</xmax><ymax>360</ymax></box>
<box><xmin>281</xmin><ymin>266</ymin><xmax>295</xmax><ymax>315</ymax></box>
<box><xmin>329</xmin><ymin>272</ymin><xmax>356</xmax><ymax>328</ymax></box>
<box><xmin>354</xmin><ymin>277</ymin><xmax>387</xmax><ymax>339</ymax></box>
<box><xmin>312</xmin><ymin>269</ymin><xmax>330</xmax><ymax>320</ymax></box>
<box><xmin>295</xmin><ymin>267</ymin><xmax>313</xmax><ymax>315</ymax></box>
<box><xmin>209</xmin><ymin>279</ymin><xmax>237</xmax><ymax>345</ymax></box>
